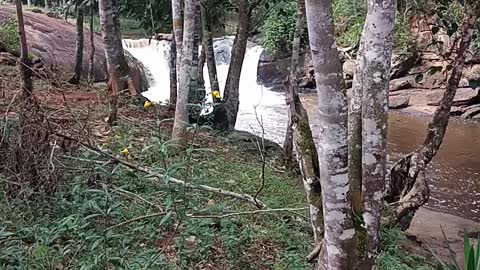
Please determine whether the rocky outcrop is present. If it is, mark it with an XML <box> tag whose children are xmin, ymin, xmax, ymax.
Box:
<box><xmin>427</xmin><ymin>88</ymin><xmax>479</xmax><ymax>106</ymax></box>
<box><xmin>0</xmin><ymin>5</ymin><xmax>149</xmax><ymax>92</ymax></box>
<box><xmin>389</xmin><ymin>96</ymin><xmax>410</xmax><ymax>109</ymax></box>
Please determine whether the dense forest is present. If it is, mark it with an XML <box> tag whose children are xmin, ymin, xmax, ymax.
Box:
<box><xmin>0</xmin><ymin>0</ymin><xmax>480</xmax><ymax>269</ymax></box>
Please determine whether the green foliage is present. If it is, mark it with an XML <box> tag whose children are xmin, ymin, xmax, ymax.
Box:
<box><xmin>377</xmin><ymin>228</ymin><xmax>437</xmax><ymax>270</ymax></box>
<box><xmin>261</xmin><ymin>1</ymin><xmax>297</xmax><ymax>54</ymax></box>
<box><xmin>118</xmin><ymin>0</ymin><xmax>172</xmax><ymax>35</ymax></box>
<box><xmin>430</xmin><ymin>229</ymin><xmax>480</xmax><ymax>270</ymax></box>
<box><xmin>0</xmin><ymin>18</ymin><xmax>19</xmax><ymax>53</ymax></box>
<box><xmin>332</xmin><ymin>0</ymin><xmax>366</xmax><ymax>48</ymax></box>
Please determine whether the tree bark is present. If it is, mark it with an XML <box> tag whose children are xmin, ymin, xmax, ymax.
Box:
<box><xmin>88</xmin><ymin>4</ymin><xmax>95</xmax><ymax>82</ymax></box>
<box><xmin>286</xmin><ymin>0</ymin><xmax>324</xmax><ymax>258</ymax></box>
<box><xmin>386</xmin><ymin>8</ymin><xmax>479</xmax><ymax>229</ymax></box>
<box><xmin>305</xmin><ymin>0</ymin><xmax>355</xmax><ymax>269</ymax></box>
<box><xmin>172</xmin><ymin>0</ymin><xmax>196</xmax><ymax>144</ymax></box>
<box><xmin>357</xmin><ymin>0</ymin><xmax>397</xmax><ymax>266</ymax></box>
<box><xmin>98</xmin><ymin>0</ymin><xmax>132</xmax><ymax>125</ymax></box>
<box><xmin>171</xmin><ymin>0</ymin><xmax>183</xmax><ymax>112</ymax></box>
<box><xmin>69</xmin><ymin>5</ymin><xmax>84</xmax><ymax>84</ymax></box>
<box><xmin>198</xmin><ymin>45</ymin><xmax>206</xmax><ymax>89</ymax></box>
<box><xmin>15</xmin><ymin>0</ymin><xmax>32</xmax><ymax>98</ymax></box>
<box><xmin>213</xmin><ymin>0</ymin><xmax>249</xmax><ymax>131</ymax></box>
<box><xmin>170</xmin><ymin>34</ymin><xmax>178</xmax><ymax>110</ymax></box>
<box><xmin>200</xmin><ymin>1</ymin><xmax>220</xmax><ymax>98</ymax></box>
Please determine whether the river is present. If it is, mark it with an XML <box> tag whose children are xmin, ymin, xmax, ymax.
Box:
<box><xmin>123</xmin><ymin>38</ymin><xmax>480</xmax><ymax>222</ymax></box>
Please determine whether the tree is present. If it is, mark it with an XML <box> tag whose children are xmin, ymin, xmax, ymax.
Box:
<box><xmin>68</xmin><ymin>1</ymin><xmax>85</xmax><ymax>84</ymax></box>
<box><xmin>305</xmin><ymin>0</ymin><xmax>355</xmax><ymax>268</ymax></box>
<box><xmin>213</xmin><ymin>0</ymin><xmax>248</xmax><ymax>131</ymax></box>
<box><xmin>172</xmin><ymin>0</ymin><xmax>196</xmax><ymax>144</ymax></box>
<box><xmin>15</xmin><ymin>0</ymin><xmax>32</xmax><ymax>98</ymax></box>
<box><xmin>169</xmin><ymin>33</ymin><xmax>177</xmax><ymax>110</ymax></box>
<box><xmin>98</xmin><ymin>0</ymin><xmax>133</xmax><ymax>125</ymax></box>
<box><xmin>170</xmin><ymin>0</ymin><xmax>182</xmax><ymax>109</ymax></box>
<box><xmin>200</xmin><ymin>0</ymin><xmax>220</xmax><ymax>96</ymax></box>
<box><xmin>285</xmin><ymin>0</ymin><xmax>324</xmax><ymax>257</ymax></box>
<box><xmin>88</xmin><ymin>0</ymin><xmax>95</xmax><ymax>82</ymax></box>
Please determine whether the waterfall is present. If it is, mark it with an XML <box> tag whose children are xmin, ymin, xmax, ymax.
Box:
<box><xmin>122</xmin><ymin>37</ymin><xmax>288</xmax><ymax>143</ymax></box>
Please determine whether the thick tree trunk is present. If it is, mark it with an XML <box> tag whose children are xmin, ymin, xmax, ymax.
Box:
<box><xmin>287</xmin><ymin>0</ymin><xmax>324</xmax><ymax>258</ymax></box>
<box><xmin>88</xmin><ymin>5</ymin><xmax>95</xmax><ymax>82</ymax></box>
<box><xmin>172</xmin><ymin>0</ymin><xmax>196</xmax><ymax>144</ymax></box>
<box><xmin>386</xmin><ymin>9</ymin><xmax>479</xmax><ymax>229</ymax></box>
<box><xmin>170</xmin><ymin>35</ymin><xmax>178</xmax><ymax>110</ymax></box>
<box><xmin>188</xmin><ymin>5</ymin><xmax>205</xmax><ymax>121</ymax></box>
<box><xmin>98</xmin><ymin>0</ymin><xmax>132</xmax><ymax>125</ymax></box>
<box><xmin>68</xmin><ymin>5</ymin><xmax>84</xmax><ymax>84</ymax></box>
<box><xmin>200</xmin><ymin>1</ymin><xmax>220</xmax><ymax>98</ymax></box>
<box><xmin>213</xmin><ymin>0</ymin><xmax>249</xmax><ymax>131</ymax></box>
<box><xmin>15</xmin><ymin>0</ymin><xmax>32</xmax><ymax>98</ymax></box>
<box><xmin>305</xmin><ymin>0</ymin><xmax>355</xmax><ymax>269</ymax></box>
<box><xmin>357</xmin><ymin>0</ymin><xmax>397</xmax><ymax>266</ymax></box>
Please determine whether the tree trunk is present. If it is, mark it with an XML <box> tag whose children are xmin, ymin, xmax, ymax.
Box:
<box><xmin>287</xmin><ymin>0</ymin><xmax>324</xmax><ymax>259</ymax></box>
<box><xmin>44</xmin><ymin>0</ymin><xmax>51</xmax><ymax>9</ymax></box>
<box><xmin>98</xmin><ymin>0</ymin><xmax>132</xmax><ymax>125</ymax></box>
<box><xmin>88</xmin><ymin>4</ymin><xmax>95</xmax><ymax>82</ymax></box>
<box><xmin>386</xmin><ymin>8</ymin><xmax>479</xmax><ymax>229</ymax></box>
<box><xmin>305</xmin><ymin>0</ymin><xmax>356</xmax><ymax>269</ymax></box>
<box><xmin>68</xmin><ymin>5</ymin><xmax>84</xmax><ymax>84</ymax></box>
<box><xmin>200</xmin><ymin>1</ymin><xmax>220</xmax><ymax>98</ymax></box>
<box><xmin>213</xmin><ymin>0</ymin><xmax>249</xmax><ymax>131</ymax></box>
<box><xmin>198</xmin><ymin>45</ymin><xmax>206</xmax><ymax>89</ymax></box>
<box><xmin>187</xmin><ymin>4</ymin><xmax>205</xmax><ymax>121</ymax></box>
<box><xmin>172</xmin><ymin>0</ymin><xmax>196</xmax><ymax>144</ymax></box>
<box><xmin>171</xmin><ymin>0</ymin><xmax>183</xmax><ymax>112</ymax></box>
<box><xmin>169</xmin><ymin>34</ymin><xmax>178</xmax><ymax>110</ymax></box>
<box><xmin>357</xmin><ymin>0</ymin><xmax>397</xmax><ymax>266</ymax></box>
<box><xmin>15</xmin><ymin>0</ymin><xmax>32</xmax><ymax>98</ymax></box>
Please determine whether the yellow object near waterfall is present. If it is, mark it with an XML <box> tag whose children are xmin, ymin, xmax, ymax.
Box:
<box><xmin>212</xmin><ymin>90</ymin><xmax>221</xmax><ymax>99</ymax></box>
<box><xmin>144</xmin><ymin>101</ymin><xmax>153</xmax><ymax>108</ymax></box>
<box><xmin>120</xmin><ymin>148</ymin><xmax>130</xmax><ymax>156</ymax></box>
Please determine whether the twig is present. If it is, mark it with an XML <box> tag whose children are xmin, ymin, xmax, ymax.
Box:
<box><xmin>53</xmin><ymin>132</ymin><xmax>268</xmax><ymax>209</ymax></box>
<box><xmin>113</xmin><ymin>187</ymin><xmax>164</xmax><ymax>212</ymax></box>
<box><xmin>187</xmin><ymin>207</ymin><xmax>307</xmax><ymax>219</ymax></box>
<box><xmin>48</xmin><ymin>139</ymin><xmax>57</xmax><ymax>172</ymax></box>
<box><xmin>108</xmin><ymin>212</ymin><xmax>168</xmax><ymax>230</ymax></box>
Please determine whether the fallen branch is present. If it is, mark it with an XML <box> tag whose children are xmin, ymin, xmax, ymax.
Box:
<box><xmin>108</xmin><ymin>212</ymin><xmax>168</xmax><ymax>230</ymax></box>
<box><xmin>187</xmin><ymin>207</ymin><xmax>307</xmax><ymax>219</ymax></box>
<box><xmin>54</xmin><ymin>132</ymin><xmax>268</xmax><ymax>209</ymax></box>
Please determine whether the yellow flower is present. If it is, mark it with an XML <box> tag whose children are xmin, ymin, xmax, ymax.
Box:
<box><xmin>120</xmin><ymin>148</ymin><xmax>130</xmax><ymax>156</ymax></box>
<box><xmin>211</xmin><ymin>90</ymin><xmax>221</xmax><ymax>99</ymax></box>
<box><xmin>144</xmin><ymin>101</ymin><xmax>153</xmax><ymax>108</ymax></box>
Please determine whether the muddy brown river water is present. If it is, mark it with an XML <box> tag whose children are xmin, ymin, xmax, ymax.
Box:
<box><xmin>237</xmin><ymin>93</ymin><xmax>480</xmax><ymax>222</ymax></box>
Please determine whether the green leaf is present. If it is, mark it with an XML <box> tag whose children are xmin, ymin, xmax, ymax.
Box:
<box><xmin>429</xmin><ymin>66</ymin><xmax>444</xmax><ymax>75</ymax></box>
<box><xmin>415</xmin><ymin>74</ymin><xmax>424</xmax><ymax>83</ymax></box>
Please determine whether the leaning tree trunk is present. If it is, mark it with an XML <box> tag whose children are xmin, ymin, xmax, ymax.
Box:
<box><xmin>200</xmin><ymin>0</ymin><xmax>220</xmax><ymax>98</ymax></box>
<box><xmin>213</xmin><ymin>0</ymin><xmax>249</xmax><ymax>131</ymax></box>
<box><xmin>188</xmin><ymin>5</ymin><xmax>205</xmax><ymax>121</ymax></box>
<box><xmin>172</xmin><ymin>0</ymin><xmax>196</xmax><ymax>144</ymax></box>
<box><xmin>385</xmin><ymin>8</ymin><xmax>479</xmax><ymax>230</ymax></box>
<box><xmin>305</xmin><ymin>0</ymin><xmax>356</xmax><ymax>269</ymax></box>
<box><xmin>16</xmin><ymin>0</ymin><xmax>32</xmax><ymax>98</ymax></box>
<box><xmin>88</xmin><ymin>4</ymin><xmax>95</xmax><ymax>82</ymax></box>
<box><xmin>98</xmin><ymin>0</ymin><xmax>133</xmax><ymax>125</ymax></box>
<box><xmin>286</xmin><ymin>0</ymin><xmax>324</xmax><ymax>261</ymax></box>
<box><xmin>355</xmin><ymin>0</ymin><xmax>397</xmax><ymax>267</ymax></box>
<box><xmin>69</xmin><ymin>5</ymin><xmax>85</xmax><ymax>84</ymax></box>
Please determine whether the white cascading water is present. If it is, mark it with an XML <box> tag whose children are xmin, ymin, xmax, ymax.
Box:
<box><xmin>123</xmin><ymin>37</ymin><xmax>288</xmax><ymax>143</ymax></box>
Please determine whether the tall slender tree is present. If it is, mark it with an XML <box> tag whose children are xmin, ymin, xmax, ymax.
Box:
<box><xmin>88</xmin><ymin>1</ymin><xmax>95</xmax><ymax>82</ymax></box>
<box><xmin>200</xmin><ymin>0</ymin><xmax>220</xmax><ymax>97</ymax></box>
<box><xmin>305</xmin><ymin>0</ymin><xmax>355</xmax><ymax>268</ymax></box>
<box><xmin>285</xmin><ymin>0</ymin><xmax>324</xmax><ymax>257</ymax></box>
<box><xmin>170</xmin><ymin>0</ymin><xmax>183</xmax><ymax>109</ymax></box>
<box><xmin>15</xmin><ymin>0</ymin><xmax>32</xmax><ymax>98</ymax></box>
<box><xmin>69</xmin><ymin>2</ymin><xmax>85</xmax><ymax>84</ymax></box>
<box><xmin>98</xmin><ymin>0</ymin><xmax>133</xmax><ymax>124</ymax></box>
<box><xmin>172</xmin><ymin>0</ymin><xmax>196</xmax><ymax>144</ymax></box>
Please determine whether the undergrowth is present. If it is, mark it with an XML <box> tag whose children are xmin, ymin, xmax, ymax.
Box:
<box><xmin>0</xmin><ymin>17</ymin><xmax>19</xmax><ymax>53</ymax></box>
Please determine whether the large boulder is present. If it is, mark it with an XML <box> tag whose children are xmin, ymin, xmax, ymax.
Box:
<box><xmin>257</xmin><ymin>50</ymin><xmax>297</xmax><ymax>92</ymax></box>
<box><xmin>0</xmin><ymin>4</ymin><xmax>149</xmax><ymax>92</ymax></box>
<box><xmin>342</xmin><ymin>59</ymin><xmax>356</xmax><ymax>79</ymax></box>
<box><xmin>426</xmin><ymin>88</ymin><xmax>479</xmax><ymax>106</ymax></box>
<box><xmin>390</xmin><ymin>76</ymin><xmax>413</xmax><ymax>92</ymax></box>
<box><xmin>389</xmin><ymin>96</ymin><xmax>410</xmax><ymax>109</ymax></box>
<box><xmin>461</xmin><ymin>104</ymin><xmax>480</xmax><ymax>119</ymax></box>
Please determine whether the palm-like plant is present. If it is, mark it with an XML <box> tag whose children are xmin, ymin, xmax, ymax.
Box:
<box><xmin>430</xmin><ymin>228</ymin><xmax>480</xmax><ymax>270</ymax></box>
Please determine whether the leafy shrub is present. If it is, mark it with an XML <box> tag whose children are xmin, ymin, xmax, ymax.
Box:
<box><xmin>261</xmin><ymin>1</ymin><xmax>297</xmax><ymax>55</ymax></box>
<box><xmin>0</xmin><ymin>18</ymin><xmax>19</xmax><ymax>53</ymax></box>
<box><xmin>430</xmin><ymin>229</ymin><xmax>480</xmax><ymax>270</ymax></box>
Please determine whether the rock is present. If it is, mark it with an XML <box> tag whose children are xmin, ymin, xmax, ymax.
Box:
<box><xmin>390</xmin><ymin>76</ymin><xmax>413</xmax><ymax>91</ymax></box>
<box><xmin>389</xmin><ymin>96</ymin><xmax>410</xmax><ymax>109</ymax></box>
<box><xmin>427</xmin><ymin>88</ymin><xmax>479</xmax><ymax>106</ymax></box>
<box><xmin>299</xmin><ymin>76</ymin><xmax>316</xmax><ymax>89</ymax></box>
<box><xmin>462</xmin><ymin>64</ymin><xmax>480</xmax><ymax>81</ymax></box>
<box><xmin>343</xmin><ymin>59</ymin><xmax>356</xmax><ymax>79</ymax></box>
<box><xmin>459</xmin><ymin>78</ymin><xmax>470</xmax><ymax>88</ymax></box>
<box><xmin>345</xmin><ymin>79</ymin><xmax>353</xmax><ymax>89</ymax></box>
<box><xmin>461</xmin><ymin>105</ymin><xmax>480</xmax><ymax>119</ymax></box>
<box><xmin>450</xmin><ymin>106</ymin><xmax>467</xmax><ymax>116</ymax></box>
